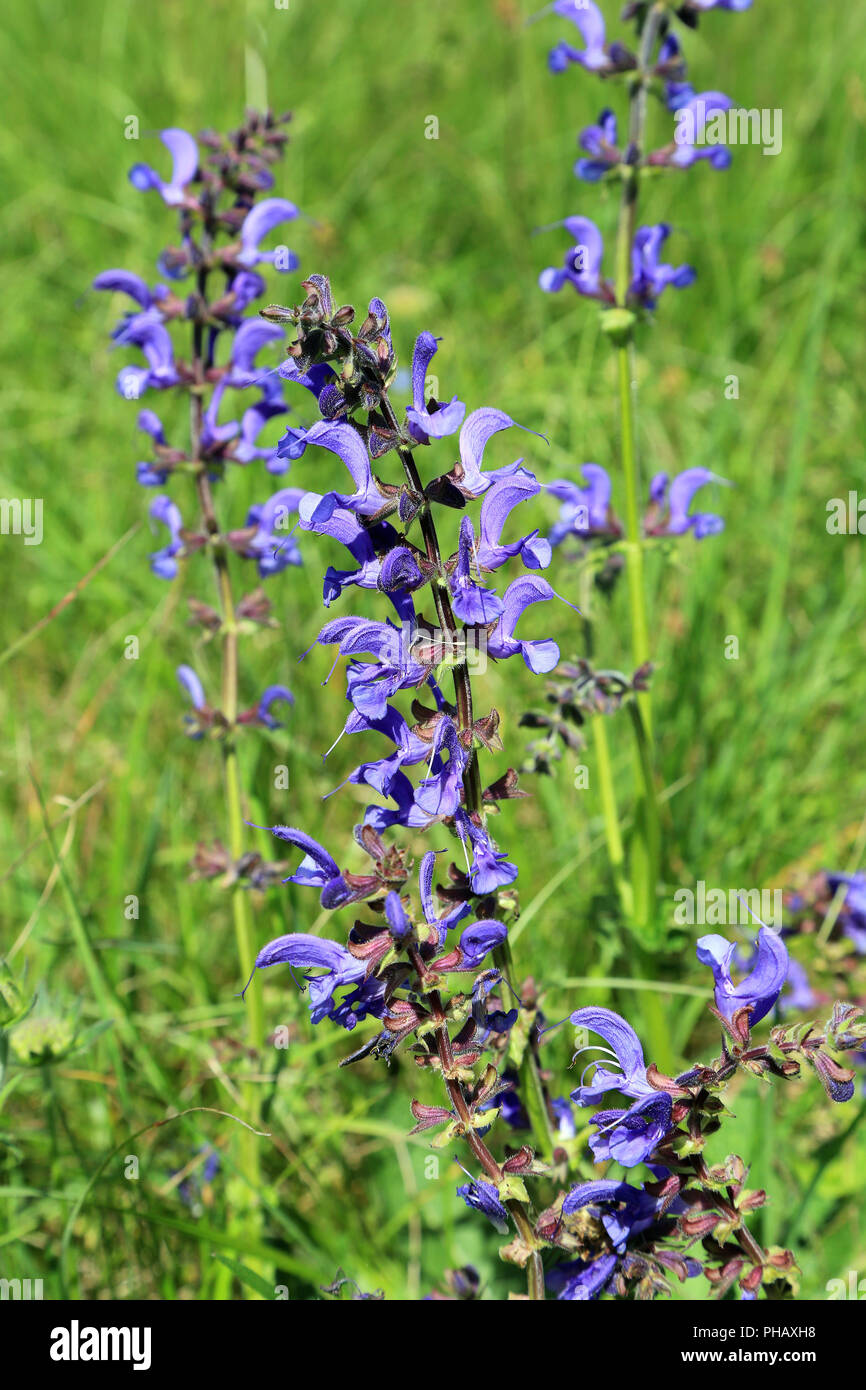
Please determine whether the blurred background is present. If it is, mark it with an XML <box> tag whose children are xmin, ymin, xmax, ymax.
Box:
<box><xmin>1</xmin><ymin>0</ymin><xmax>865</xmax><ymax>1299</ymax></box>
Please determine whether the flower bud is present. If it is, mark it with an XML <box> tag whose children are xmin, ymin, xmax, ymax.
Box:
<box><xmin>10</xmin><ymin>1014</ymin><xmax>76</xmax><ymax>1066</ymax></box>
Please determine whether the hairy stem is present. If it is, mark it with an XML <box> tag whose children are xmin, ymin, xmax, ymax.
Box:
<box><xmin>691</xmin><ymin>1155</ymin><xmax>768</xmax><ymax>1273</ymax></box>
<box><xmin>391</xmin><ymin>408</ymin><xmax>555</xmax><ymax>1146</ymax></box>
<box><xmin>380</xmin><ymin>390</ymin><xmax>486</xmax><ymax>814</ymax></box>
<box><xmin>410</xmin><ymin>949</ymin><xmax>545</xmax><ymax>1299</ymax></box>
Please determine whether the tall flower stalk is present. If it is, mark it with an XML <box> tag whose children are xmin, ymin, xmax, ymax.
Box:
<box><xmin>537</xmin><ymin>0</ymin><xmax>742</xmax><ymax>947</ymax></box>
<box><xmin>375</xmin><ymin>387</ymin><xmax>556</xmax><ymax>1159</ymax></box>
<box><xmin>94</xmin><ymin>113</ymin><xmax>304</xmax><ymax>1246</ymax></box>
<box><xmin>246</xmin><ymin>274</ymin><xmax>577</xmax><ymax>1294</ymax></box>
<box><xmin>238</xmin><ymin>273</ymin><xmax>863</xmax><ymax>1303</ymax></box>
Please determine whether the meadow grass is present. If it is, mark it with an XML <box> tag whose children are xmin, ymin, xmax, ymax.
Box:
<box><xmin>1</xmin><ymin>0</ymin><xmax>865</xmax><ymax>1299</ymax></box>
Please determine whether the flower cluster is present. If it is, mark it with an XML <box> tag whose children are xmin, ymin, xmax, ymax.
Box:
<box><xmin>546</xmin><ymin>463</ymin><xmax>729</xmax><ymax>548</ymax></box>
<box><xmin>540</xmin><ymin>215</ymin><xmax>697</xmax><ymax>309</ymax></box>
<box><xmin>223</xmin><ymin>270</ymin><xmax>865</xmax><ymax>1304</ymax></box>
<box><xmin>776</xmin><ymin>870</ymin><xmax>866</xmax><ymax>1093</ymax></box>
<box><xmin>539</xmin><ymin>0</ymin><xmax>746</xmax><ymax>317</ymax></box>
<box><xmin>229</xmin><ymin>274</ymin><xmax>585</xmax><ymax>1286</ymax></box>
<box><xmin>536</xmin><ymin>2</ymin><xmax>744</xmax><ymax>574</ymax></box>
<box><xmin>243</xmin><ymin>277</ymin><xmax>565</xmax><ymax>1020</ymax></box>
<box><xmin>93</xmin><ymin>112</ymin><xmax>305</xmax><ymax>730</ymax></box>
<box><xmin>496</xmin><ymin>926</ymin><xmax>864</xmax><ymax>1300</ymax></box>
<box><xmin>785</xmin><ymin>869</ymin><xmax>866</xmax><ymax>958</ymax></box>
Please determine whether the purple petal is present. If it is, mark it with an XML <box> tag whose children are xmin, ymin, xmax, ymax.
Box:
<box><xmin>459</xmin><ymin>918</ymin><xmax>507</xmax><ymax>968</ymax></box>
<box><xmin>560</xmin><ymin>215</ymin><xmax>604</xmax><ymax>293</ymax></box>
<box><xmin>263</xmin><ymin>826</ymin><xmax>340</xmax><ymax>881</ymax></box>
<box><xmin>569</xmin><ymin>1006</ymin><xmax>653</xmax><ymax>1102</ymax></box>
<box><xmin>257</xmin><ymin>685</ymin><xmax>294</xmax><ymax>729</ymax></box>
<box><xmin>93</xmin><ymin>269</ymin><xmax>154</xmax><ymax>307</ymax></box>
<box><xmin>302</xmin><ymin>420</ymin><xmax>382</xmax><ymax>516</ymax></box>
<box><xmin>406</xmin><ymin>396</ymin><xmax>466</xmax><ymax>442</ymax></box>
<box><xmin>137</xmin><ymin>408</ymin><xmax>168</xmax><ymax>445</ymax></box>
<box><xmin>477</xmin><ymin>468</ymin><xmax>544</xmax><ymax>570</ymax></box>
<box><xmin>229</xmin><ymin>319</ymin><xmax>284</xmax><ymax>386</ymax></box>
<box><xmin>487</xmin><ymin>575</ymin><xmax>560</xmax><ymax>673</ymax></box>
<box><xmin>666</xmin><ymin>468</ymin><xmax>729</xmax><ymax>534</ymax></box>
<box><xmin>161</xmin><ymin>128</ymin><xmax>199</xmax><ymax>195</ymax></box>
<box><xmin>419</xmin><ymin>851</ymin><xmax>439</xmax><ymax>925</ymax></box>
<box><xmin>457</xmin><ymin>408</ymin><xmax>531</xmax><ymax>496</ymax></box>
<box><xmin>238</xmin><ymin>197</ymin><xmax>300</xmax><ymax>267</ymax></box>
<box><xmin>176</xmin><ymin>664</ymin><xmax>206</xmax><ymax>710</ymax></box>
<box><xmin>697</xmin><ymin>926</ymin><xmax>789</xmax><ymax>1026</ymax></box>
<box><xmin>410</xmin><ymin>331</ymin><xmax>440</xmax><ymax>414</ymax></box>
<box><xmin>385</xmin><ymin>891</ymin><xmax>411</xmax><ymax>939</ymax></box>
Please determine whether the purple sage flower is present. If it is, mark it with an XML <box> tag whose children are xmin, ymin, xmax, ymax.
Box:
<box><xmin>244</xmin><ymin>931</ymin><xmax>388</xmax><ymax>1031</ymax></box>
<box><xmin>827</xmin><ymin>872</ymin><xmax>866</xmax><ymax>954</ymax></box>
<box><xmin>237</xmin><ymin>198</ymin><xmax>300</xmax><ymax>271</ymax></box>
<box><xmin>645</xmin><ymin>468</ymin><xmax>729</xmax><ymax>539</ymax></box>
<box><xmin>668</xmin><ymin>92</ymin><xmax>734</xmax><ymax>170</ymax></box>
<box><xmin>544</xmin><ymin>1</ymin><xmax>610</xmax><ymax>74</ymax></box>
<box><xmin>456</xmin><ymin>1173</ymin><xmax>509</xmax><ymax>1234</ymax></box>
<box><xmin>630</xmin><ymin>224</ymin><xmax>696</xmax><ymax>307</ymax></box>
<box><xmin>405</xmin><ymin>332</ymin><xmax>466</xmax><ymax>443</ymax></box>
<box><xmin>568</xmin><ymin>1007</ymin><xmax>673</xmax><ymax>1165</ymax></box>
<box><xmin>129</xmin><ymin>128</ymin><xmax>199</xmax><ymax>206</ymax></box>
<box><xmin>576</xmin><ymin>109</ymin><xmax>621</xmax><ymax>182</ymax></box>
<box><xmin>540</xmin><ymin>218</ymin><xmax>694</xmax><ymax>309</ymax></box>
<box><xmin>149</xmin><ymin>495</ymin><xmax>185</xmax><ymax>578</ymax></box>
<box><xmin>254</xmin><ymin>825</ymin><xmax>354</xmax><ymax>909</ymax></box>
<box><xmin>696</xmin><ymin>926</ymin><xmax>789</xmax><ymax>1026</ymax></box>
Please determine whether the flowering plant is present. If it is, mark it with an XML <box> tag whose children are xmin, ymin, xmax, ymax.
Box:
<box><xmin>226</xmin><ymin>265</ymin><xmax>864</xmax><ymax>1299</ymax></box>
<box><xmin>71</xmin><ymin>3</ymin><xmax>865</xmax><ymax>1305</ymax></box>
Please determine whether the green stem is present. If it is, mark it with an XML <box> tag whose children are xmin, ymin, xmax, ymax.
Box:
<box><xmin>190</xmin><ymin>297</ymin><xmax>264</xmax><ymax>1288</ymax></box>
<box><xmin>626</xmin><ymin>700</ymin><xmax>661</xmax><ymax>946</ymax></box>
<box><xmin>192</xmin><ymin>429</ymin><xmax>264</xmax><ymax>1063</ymax></box>
<box><xmin>591</xmin><ymin>713</ymin><xmax>633</xmax><ymax>921</ymax></box>
<box><xmin>613</xmin><ymin>2</ymin><xmax>663</xmax><ymax>683</ymax></box>
<box><xmin>612</xmin><ymin>2</ymin><xmax>665</xmax><ymax>949</ymax></box>
<box><xmin>614</xmin><ymin>1</ymin><xmax>662</xmax><ymax>695</ymax></box>
<box><xmin>44</xmin><ymin>1066</ymin><xmax>59</xmax><ymax>1181</ymax></box>
<box><xmin>582</xmin><ymin>617</ymin><xmax>632</xmax><ymax>921</ymax></box>
<box><xmin>617</xmin><ymin>344</ymin><xmax>651</xmax><ymax>703</ymax></box>
<box><xmin>213</xmin><ymin>552</ymin><xmax>264</xmax><ymax>1054</ymax></box>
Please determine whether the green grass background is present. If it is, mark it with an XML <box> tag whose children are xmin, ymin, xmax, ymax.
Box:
<box><xmin>1</xmin><ymin>0</ymin><xmax>865</xmax><ymax>1299</ymax></box>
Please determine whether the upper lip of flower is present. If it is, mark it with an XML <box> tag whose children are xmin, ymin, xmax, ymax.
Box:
<box><xmin>544</xmin><ymin>0</ymin><xmax>609</xmax><ymax>72</ymax></box>
<box><xmin>236</xmin><ymin>197</ymin><xmax>300</xmax><ymax>269</ymax></box>
<box><xmin>568</xmin><ymin>1006</ymin><xmax>656</xmax><ymax>1104</ymax></box>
